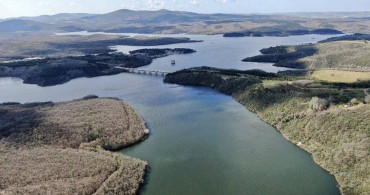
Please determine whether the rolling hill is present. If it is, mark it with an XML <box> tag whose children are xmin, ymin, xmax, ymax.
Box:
<box><xmin>0</xmin><ymin>9</ymin><xmax>369</xmax><ymax>34</ymax></box>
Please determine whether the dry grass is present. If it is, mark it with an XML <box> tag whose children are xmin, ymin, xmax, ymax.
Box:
<box><xmin>166</xmin><ymin>21</ymin><xmax>277</xmax><ymax>35</ymax></box>
<box><xmin>0</xmin><ymin>34</ymin><xmax>123</xmax><ymax>60</ymax></box>
<box><xmin>262</xmin><ymin>80</ymin><xmax>290</xmax><ymax>88</ymax></box>
<box><xmin>298</xmin><ymin>41</ymin><xmax>370</xmax><ymax>71</ymax></box>
<box><xmin>0</xmin><ymin>98</ymin><xmax>148</xmax><ymax>195</ymax></box>
<box><xmin>300</xmin><ymin>20</ymin><xmax>370</xmax><ymax>34</ymax></box>
<box><xmin>311</xmin><ymin>70</ymin><xmax>370</xmax><ymax>83</ymax></box>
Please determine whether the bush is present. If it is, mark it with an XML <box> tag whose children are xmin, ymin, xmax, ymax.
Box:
<box><xmin>350</xmin><ymin>98</ymin><xmax>361</xmax><ymax>105</ymax></box>
<box><xmin>365</xmin><ymin>96</ymin><xmax>370</xmax><ymax>104</ymax></box>
<box><xmin>310</xmin><ymin>97</ymin><xmax>329</xmax><ymax>111</ymax></box>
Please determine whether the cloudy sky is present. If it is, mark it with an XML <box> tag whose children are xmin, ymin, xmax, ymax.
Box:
<box><xmin>1</xmin><ymin>0</ymin><xmax>370</xmax><ymax>18</ymax></box>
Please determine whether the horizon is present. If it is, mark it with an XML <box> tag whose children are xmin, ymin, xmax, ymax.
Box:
<box><xmin>1</xmin><ymin>0</ymin><xmax>370</xmax><ymax>19</ymax></box>
<box><xmin>1</xmin><ymin>8</ymin><xmax>370</xmax><ymax>20</ymax></box>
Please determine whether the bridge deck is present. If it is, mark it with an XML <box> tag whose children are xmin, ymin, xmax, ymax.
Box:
<box><xmin>115</xmin><ymin>66</ymin><xmax>171</xmax><ymax>77</ymax></box>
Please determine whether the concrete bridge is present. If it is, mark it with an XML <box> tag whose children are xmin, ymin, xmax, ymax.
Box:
<box><xmin>115</xmin><ymin>66</ymin><xmax>170</xmax><ymax>77</ymax></box>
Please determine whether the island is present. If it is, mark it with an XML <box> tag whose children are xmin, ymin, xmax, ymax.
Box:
<box><xmin>0</xmin><ymin>96</ymin><xmax>149</xmax><ymax>194</ymax></box>
<box><xmin>164</xmin><ymin>35</ymin><xmax>370</xmax><ymax>194</ymax></box>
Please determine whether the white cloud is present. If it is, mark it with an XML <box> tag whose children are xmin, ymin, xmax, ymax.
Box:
<box><xmin>69</xmin><ymin>2</ymin><xmax>75</xmax><ymax>7</ymax></box>
<box><xmin>145</xmin><ymin>0</ymin><xmax>166</xmax><ymax>10</ymax></box>
<box><xmin>189</xmin><ymin>0</ymin><xmax>200</xmax><ymax>6</ymax></box>
<box><xmin>38</xmin><ymin>1</ymin><xmax>51</xmax><ymax>6</ymax></box>
<box><xmin>215</xmin><ymin>0</ymin><xmax>231</xmax><ymax>3</ymax></box>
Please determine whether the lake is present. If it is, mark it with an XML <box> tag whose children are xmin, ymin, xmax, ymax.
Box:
<box><xmin>0</xmin><ymin>33</ymin><xmax>340</xmax><ymax>195</ymax></box>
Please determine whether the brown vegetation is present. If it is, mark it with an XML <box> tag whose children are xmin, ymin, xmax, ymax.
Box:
<box><xmin>0</xmin><ymin>97</ymin><xmax>148</xmax><ymax>195</ymax></box>
<box><xmin>300</xmin><ymin>41</ymin><xmax>370</xmax><ymax>71</ymax></box>
<box><xmin>311</xmin><ymin>70</ymin><xmax>370</xmax><ymax>83</ymax></box>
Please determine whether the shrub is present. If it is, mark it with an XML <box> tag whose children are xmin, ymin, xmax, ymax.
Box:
<box><xmin>310</xmin><ymin>97</ymin><xmax>329</xmax><ymax>111</ymax></box>
<box><xmin>350</xmin><ymin>98</ymin><xmax>361</xmax><ymax>105</ymax></box>
<box><xmin>365</xmin><ymin>96</ymin><xmax>370</xmax><ymax>104</ymax></box>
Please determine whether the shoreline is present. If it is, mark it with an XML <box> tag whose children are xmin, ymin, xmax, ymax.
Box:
<box><xmin>164</xmin><ymin>67</ymin><xmax>369</xmax><ymax>194</ymax></box>
<box><xmin>238</xmin><ymin>99</ymin><xmax>343</xmax><ymax>193</ymax></box>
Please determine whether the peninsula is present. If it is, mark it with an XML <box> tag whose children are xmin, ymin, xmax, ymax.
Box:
<box><xmin>0</xmin><ymin>96</ymin><xmax>149</xmax><ymax>194</ymax></box>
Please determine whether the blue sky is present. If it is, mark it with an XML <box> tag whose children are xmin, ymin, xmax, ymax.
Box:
<box><xmin>1</xmin><ymin>0</ymin><xmax>370</xmax><ymax>18</ymax></box>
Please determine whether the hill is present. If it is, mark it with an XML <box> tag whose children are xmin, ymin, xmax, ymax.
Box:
<box><xmin>243</xmin><ymin>39</ymin><xmax>370</xmax><ymax>71</ymax></box>
<box><xmin>18</xmin><ymin>13</ymin><xmax>97</xmax><ymax>23</ymax></box>
<box><xmin>1</xmin><ymin>9</ymin><xmax>369</xmax><ymax>34</ymax></box>
<box><xmin>0</xmin><ymin>19</ymin><xmax>54</xmax><ymax>33</ymax></box>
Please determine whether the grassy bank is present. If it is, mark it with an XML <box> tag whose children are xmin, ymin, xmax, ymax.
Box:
<box><xmin>164</xmin><ymin>67</ymin><xmax>370</xmax><ymax>194</ymax></box>
<box><xmin>311</xmin><ymin>70</ymin><xmax>370</xmax><ymax>83</ymax></box>
<box><xmin>0</xmin><ymin>97</ymin><xmax>149</xmax><ymax>194</ymax></box>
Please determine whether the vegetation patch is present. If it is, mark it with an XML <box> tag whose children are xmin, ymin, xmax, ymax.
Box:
<box><xmin>311</xmin><ymin>70</ymin><xmax>370</xmax><ymax>83</ymax></box>
<box><xmin>244</xmin><ymin>40</ymin><xmax>370</xmax><ymax>71</ymax></box>
<box><xmin>0</xmin><ymin>97</ymin><xmax>148</xmax><ymax>195</ymax></box>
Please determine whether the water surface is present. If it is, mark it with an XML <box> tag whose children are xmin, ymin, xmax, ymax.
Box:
<box><xmin>0</xmin><ymin>34</ymin><xmax>340</xmax><ymax>195</ymax></box>
<box><xmin>58</xmin><ymin>31</ymin><xmax>338</xmax><ymax>73</ymax></box>
<box><xmin>0</xmin><ymin>74</ymin><xmax>339</xmax><ymax>195</ymax></box>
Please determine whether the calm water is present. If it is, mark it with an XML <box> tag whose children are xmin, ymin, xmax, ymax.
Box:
<box><xmin>58</xmin><ymin>31</ymin><xmax>338</xmax><ymax>73</ymax></box>
<box><xmin>0</xmin><ymin>34</ymin><xmax>340</xmax><ymax>194</ymax></box>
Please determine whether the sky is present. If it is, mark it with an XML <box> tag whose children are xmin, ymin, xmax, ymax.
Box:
<box><xmin>0</xmin><ymin>0</ymin><xmax>370</xmax><ymax>19</ymax></box>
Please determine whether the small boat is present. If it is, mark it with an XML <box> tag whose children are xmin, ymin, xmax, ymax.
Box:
<box><xmin>171</xmin><ymin>60</ymin><xmax>176</xmax><ymax>65</ymax></box>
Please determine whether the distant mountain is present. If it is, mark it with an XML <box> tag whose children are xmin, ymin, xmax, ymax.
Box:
<box><xmin>0</xmin><ymin>9</ymin><xmax>369</xmax><ymax>34</ymax></box>
<box><xmin>74</xmin><ymin>9</ymin><xmax>271</xmax><ymax>33</ymax></box>
<box><xmin>276</xmin><ymin>11</ymin><xmax>370</xmax><ymax>18</ymax></box>
<box><xmin>0</xmin><ymin>19</ymin><xmax>54</xmax><ymax>33</ymax></box>
<box><xmin>82</xmin><ymin>9</ymin><xmax>251</xmax><ymax>25</ymax></box>
<box><xmin>18</xmin><ymin>13</ymin><xmax>98</xmax><ymax>23</ymax></box>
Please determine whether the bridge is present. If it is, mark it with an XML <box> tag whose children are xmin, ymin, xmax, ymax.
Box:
<box><xmin>115</xmin><ymin>66</ymin><xmax>171</xmax><ymax>77</ymax></box>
